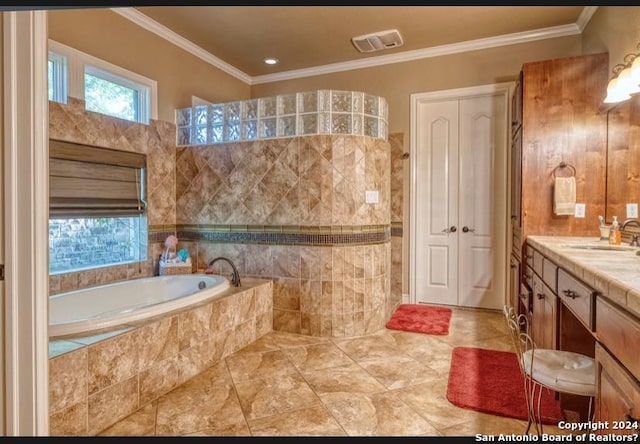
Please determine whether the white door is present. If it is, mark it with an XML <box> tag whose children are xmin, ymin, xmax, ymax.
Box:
<box><xmin>414</xmin><ymin>100</ymin><xmax>459</xmax><ymax>306</ymax></box>
<box><xmin>412</xmin><ymin>87</ymin><xmax>508</xmax><ymax>310</ymax></box>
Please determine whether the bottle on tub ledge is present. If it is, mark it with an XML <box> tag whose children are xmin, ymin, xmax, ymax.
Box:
<box><xmin>609</xmin><ymin>216</ymin><xmax>621</xmax><ymax>245</ymax></box>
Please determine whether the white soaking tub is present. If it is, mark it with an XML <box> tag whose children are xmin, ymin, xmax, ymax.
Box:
<box><xmin>49</xmin><ymin>274</ymin><xmax>230</xmax><ymax>338</ymax></box>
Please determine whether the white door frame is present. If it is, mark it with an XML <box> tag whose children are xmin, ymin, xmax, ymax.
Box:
<box><xmin>3</xmin><ymin>10</ymin><xmax>50</xmax><ymax>435</ymax></box>
<box><xmin>409</xmin><ymin>82</ymin><xmax>513</xmax><ymax>306</ymax></box>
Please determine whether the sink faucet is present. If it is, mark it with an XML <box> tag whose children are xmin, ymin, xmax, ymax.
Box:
<box><xmin>207</xmin><ymin>256</ymin><xmax>242</xmax><ymax>287</ymax></box>
<box><xmin>620</xmin><ymin>218</ymin><xmax>640</xmax><ymax>247</ymax></box>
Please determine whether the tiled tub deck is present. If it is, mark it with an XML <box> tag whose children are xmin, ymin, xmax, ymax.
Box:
<box><xmin>48</xmin><ymin>278</ymin><xmax>273</xmax><ymax>436</ymax></box>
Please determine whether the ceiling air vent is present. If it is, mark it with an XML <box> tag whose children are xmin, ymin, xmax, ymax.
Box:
<box><xmin>351</xmin><ymin>29</ymin><xmax>404</xmax><ymax>53</ymax></box>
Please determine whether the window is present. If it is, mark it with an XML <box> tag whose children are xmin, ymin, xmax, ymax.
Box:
<box><xmin>85</xmin><ymin>65</ymin><xmax>150</xmax><ymax>123</ymax></box>
<box><xmin>47</xmin><ymin>39</ymin><xmax>157</xmax><ymax>124</ymax></box>
<box><xmin>49</xmin><ymin>216</ymin><xmax>147</xmax><ymax>274</ymax></box>
<box><xmin>48</xmin><ymin>51</ymin><xmax>68</xmax><ymax>104</ymax></box>
<box><xmin>49</xmin><ymin>138</ymin><xmax>148</xmax><ymax>274</ymax></box>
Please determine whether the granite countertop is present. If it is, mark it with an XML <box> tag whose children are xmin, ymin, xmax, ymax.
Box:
<box><xmin>525</xmin><ymin>235</ymin><xmax>640</xmax><ymax>318</ymax></box>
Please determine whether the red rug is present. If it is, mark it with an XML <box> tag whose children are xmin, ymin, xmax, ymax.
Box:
<box><xmin>447</xmin><ymin>347</ymin><xmax>564</xmax><ymax>424</ymax></box>
<box><xmin>385</xmin><ymin>304</ymin><xmax>452</xmax><ymax>335</ymax></box>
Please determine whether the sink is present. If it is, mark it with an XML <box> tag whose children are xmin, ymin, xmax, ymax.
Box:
<box><xmin>564</xmin><ymin>244</ymin><xmax>637</xmax><ymax>251</ymax></box>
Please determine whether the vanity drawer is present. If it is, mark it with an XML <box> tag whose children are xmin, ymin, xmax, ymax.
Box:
<box><xmin>596</xmin><ymin>297</ymin><xmax>640</xmax><ymax>379</ymax></box>
<box><xmin>542</xmin><ymin>258</ymin><xmax>557</xmax><ymax>293</ymax></box>
<box><xmin>557</xmin><ymin>269</ymin><xmax>595</xmax><ymax>330</ymax></box>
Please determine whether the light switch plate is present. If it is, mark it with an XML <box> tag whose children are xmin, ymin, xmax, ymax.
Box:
<box><xmin>574</xmin><ymin>203</ymin><xmax>586</xmax><ymax>218</ymax></box>
<box><xmin>627</xmin><ymin>203</ymin><xmax>638</xmax><ymax>218</ymax></box>
<box><xmin>365</xmin><ymin>190</ymin><xmax>379</xmax><ymax>204</ymax></box>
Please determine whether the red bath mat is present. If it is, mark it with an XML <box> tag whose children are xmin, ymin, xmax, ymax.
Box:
<box><xmin>385</xmin><ymin>304</ymin><xmax>452</xmax><ymax>335</ymax></box>
<box><xmin>446</xmin><ymin>347</ymin><xmax>564</xmax><ymax>424</ymax></box>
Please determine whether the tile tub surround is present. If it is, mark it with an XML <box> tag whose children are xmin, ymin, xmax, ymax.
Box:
<box><xmin>182</xmin><ymin>240</ymin><xmax>393</xmax><ymax>338</ymax></box>
<box><xmin>525</xmin><ymin>235</ymin><xmax>640</xmax><ymax>317</ymax></box>
<box><xmin>49</xmin><ymin>278</ymin><xmax>273</xmax><ymax>436</ymax></box>
<box><xmin>174</xmin><ymin>133</ymin><xmax>392</xmax><ymax>337</ymax></box>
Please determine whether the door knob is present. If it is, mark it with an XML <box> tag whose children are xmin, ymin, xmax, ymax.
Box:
<box><xmin>441</xmin><ymin>226</ymin><xmax>457</xmax><ymax>233</ymax></box>
<box><xmin>462</xmin><ymin>226</ymin><xmax>475</xmax><ymax>233</ymax></box>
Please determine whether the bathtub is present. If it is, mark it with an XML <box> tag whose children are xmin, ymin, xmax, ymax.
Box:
<box><xmin>49</xmin><ymin>274</ymin><xmax>230</xmax><ymax>338</ymax></box>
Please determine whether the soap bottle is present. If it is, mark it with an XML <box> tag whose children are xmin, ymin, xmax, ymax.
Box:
<box><xmin>609</xmin><ymin>216</ymin><xmax>621</xmax><ymax>245</ymax></box>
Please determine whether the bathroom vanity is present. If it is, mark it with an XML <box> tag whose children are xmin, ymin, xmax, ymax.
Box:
<box><xmin>523</xmin><ymin>236</ymin><xmax>640</xmax><ymax>432</ymax></box>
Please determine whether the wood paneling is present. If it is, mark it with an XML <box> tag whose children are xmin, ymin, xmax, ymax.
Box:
<box><xmin>520</xmin><ymin>53</ymin><xmax>609</xmax><ymax>240</ymax></box>
<box><xmin>596</xmin><ymin>296</ymin><xmax>640</xmax><ymax>379</ymax></box>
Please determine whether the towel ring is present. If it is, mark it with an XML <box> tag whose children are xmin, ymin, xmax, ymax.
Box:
<box><xmin>552</xmin><ymin>162</ymin><xmax>576</xmax><ymax>178</ymax></box>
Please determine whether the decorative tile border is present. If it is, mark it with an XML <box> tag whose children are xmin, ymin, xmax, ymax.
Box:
<box><xmin>158</xmin><ymin>224</ymin><xmax>391</xmax><ymax>246</ymax></box>
<box><xmin>391</xmin><ymin>222</ymin><xmax>403</xmax><ymax>237</ymax></box>
<box><xmin>175</xmin><ymin>90</ymin><xmax>388</xmax><ymax>146</ymax></box>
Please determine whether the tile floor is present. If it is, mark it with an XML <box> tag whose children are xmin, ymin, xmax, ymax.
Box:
<box><xmin>100</xmin><ymin>306</ymin><xmax>570</xmax><ymax>437</ymax></box>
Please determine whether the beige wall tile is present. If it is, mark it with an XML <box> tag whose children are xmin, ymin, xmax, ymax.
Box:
<box><xmin>88</xmin><ymin>376</ymin><xmax>139</xmax><ymax>435</ymax></box>
<box><xmin>88</xmin><ymin>332</ymin><xmax>138</xmax><ymax>395</ymax></box>
<box><xmin>49</xmin><ymin>401</ymin><xmax>88</xmax><ymax>436</ymax></box>
<box><xmin>49</xmin><ymin>348</ymin><xmax>88</xmax><ymax>413</ymax></box>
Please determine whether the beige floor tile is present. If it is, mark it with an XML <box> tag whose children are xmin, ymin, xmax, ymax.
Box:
<box><xmin>325</xmin><ymin>391</ymin><xmax>441</xmax><ymax>436</ymax></box>
<box><xmin>247</xmin><ymin>405</ymin><xmax>347</xmax><ymax>436</ymax></box>
<box><xmin>281</xmin><ymin>341</ymin><xmax>355</xmax><ymax>372</ymax></box>
<box><xmin>155</xmin><ymin>381</ymin><xmax>246</xmax><ymax>435</ymax></box>
<box><xmin>101</xmin><ymin>306</ymin><xmax>551</xmax><ymax>437</ymax></box>
<box><xmin>357</xmin><ymin>355</ymin><xmax>441</xmax><ymax>390</ymax></box>
<box><xmin>332</xmin><ymin>333</ymin><xmax>411</xmax><ymax>363</ymax></box>
<box><xmin>302</xmin><ymin>363</ymin><xmax>387</xmax><ymax>404</ymax></box>
<box><xmin>98</xmin><ymin>401</ymin><xmax>157</xmax><ymax>436</ymax></box>
<box><xmin>225</xmin><ymin>349</ymin><xmax>298</xmax><ymax>383</ymax></box>
<box><xmin>234</xmin><ymin>372</ymin><xmax>321</xmax><ymax>420</ymax></box>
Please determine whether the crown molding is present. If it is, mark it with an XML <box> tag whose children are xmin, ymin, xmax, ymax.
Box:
<box><xmin>114</xmin><ymin>7</ymin><xmax>586</xmax><ymax>86</ymax></box>
<box><xmin>576</xmin><ymin>6</ymin><xmax>598</xmax><ymax>32</ymax></box>
<box><xmin>110</xmin><ymin>7</ymin><xmax>252</xmax><ymax>85</ymax></box>
<box><xmin>252</xmin><ymin>23</ymin><xmax>581</xmax><ymax>84</ymax></box>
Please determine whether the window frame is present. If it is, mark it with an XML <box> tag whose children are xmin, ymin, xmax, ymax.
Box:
<box><xmin>48</xmin><ymin>39</ymin><xmax>158</xmax><ymax>124</ymax></box>
<box><xmin>48</xmin><ymin>50</ymin><xmax>68</xmax><ymax>104</ymax></box>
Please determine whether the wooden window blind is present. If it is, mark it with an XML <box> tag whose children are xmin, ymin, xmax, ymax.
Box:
<box><xmin>49</xmin><ymin>139</ymin><xmax>147</xmax><ymax>218</ymax></box>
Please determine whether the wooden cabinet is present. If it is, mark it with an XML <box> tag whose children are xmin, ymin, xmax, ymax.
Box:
<box><xmin>510</xmin><ymin>53</ymin><xmax>609</xmax><ymax>259</ymax></box>
<box><xmin>532</xmin><ymin>273</ymin><xmax>557</xmax><ymax>350</ymax></box>
<box><xmin>595</xmin><ymin>343</ymin><xmax>640</xmax><ymax>433</ymax></box>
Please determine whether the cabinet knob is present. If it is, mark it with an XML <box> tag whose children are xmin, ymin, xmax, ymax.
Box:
<box><xmin>562</xmin><ymin>289</ymin><xmax>578</xmax><ymax>299</ymax></box>
<box><xmin>537</xmin><ymin>293</ymin><xmax>544</xmax><ymax>300</ymax></box>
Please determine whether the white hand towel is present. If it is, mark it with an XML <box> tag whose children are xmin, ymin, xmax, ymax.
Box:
<box><xmin>553</xmin><ymin>176</ymin><xmax>576</xmax><ymax>216</ymax></box>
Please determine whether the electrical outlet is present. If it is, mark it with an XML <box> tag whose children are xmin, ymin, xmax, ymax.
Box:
<box><xmin>365</xmin><ymin>190</ymin><xmax>379</xmax><ymax>204</ymax></box>
<box><xmin>627</xmin><ymin>203</ymin><xmax>638</xmax><ymax>218</ymax></box>
<box><xmin>574</xmin><ymin>203</ymin><xmax>586</xmax><ymax>218</ymax></box>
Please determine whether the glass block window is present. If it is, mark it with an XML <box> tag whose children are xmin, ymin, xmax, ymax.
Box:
<box><xmin>175</xmin><ymin>90</ymin><xmax>388</xmax><ymax>146</ymax></box>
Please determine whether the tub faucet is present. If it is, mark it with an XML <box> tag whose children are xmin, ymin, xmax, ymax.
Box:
<box><xmin>207</xmin><ymin>256</ymin><xmax>242</xmax><ymax>287</ymax></box>
<box><xmin>621</xmin><ymin>218</ymin><xmax>640</xmax><ymax>247</ymax></box>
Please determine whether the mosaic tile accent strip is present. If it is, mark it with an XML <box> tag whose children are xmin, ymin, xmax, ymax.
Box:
<box><xmin>176</xmin><ymin>224</ymin><xmax>390</xmax><ymax>246</ymax></box>
<box><xmin>175</xmin><ymin>90</ymin><xmax>388</xmax><ymax>146</ymax></box>
<box><xmin>391</xmin><ymin>222</ymin><xmax>403</xmax><ymax>238</ymax></box>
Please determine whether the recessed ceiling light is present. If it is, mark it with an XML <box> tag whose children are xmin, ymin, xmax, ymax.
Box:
<box><xmin>263</xmin><ymin>57</ymin><xmax>279</xmax><ymax>65</ymax></box>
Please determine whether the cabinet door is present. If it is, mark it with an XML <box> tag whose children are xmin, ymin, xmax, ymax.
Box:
<box><xmin>532</xmin><ymin>274</ymin><xmax>557</xmax><ymax>349</ymax></box>
<box><xmin>510</xmin><ymin>126</ymin><xmax>522</xmax><ymax>230</ymax></box>
<box><xmin>595</xmin><ymin>343</ymin><xmax>640</xmax><ymax>434</ymax></box>
<box><xmin>509</xmin><ymin>254</ymin><xmax>521</xmax><ymax>310</ymax></box>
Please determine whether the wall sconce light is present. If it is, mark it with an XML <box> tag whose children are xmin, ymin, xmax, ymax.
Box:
<box><xmin>604</xmin><ymin>43</ymin><xmax>640</xmax><ymax>104</ymax></box>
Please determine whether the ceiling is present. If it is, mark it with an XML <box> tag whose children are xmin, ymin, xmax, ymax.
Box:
<box><xmin>132</xmin><ymin>6</ymin><xmax>592</xmax><ymax>82</ymax></box>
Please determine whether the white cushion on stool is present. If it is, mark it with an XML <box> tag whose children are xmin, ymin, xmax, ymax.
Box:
<box><xmin>522</xmin><ymin>349</ymin><xmax>596</xmax><ymax>397</ymax></box>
